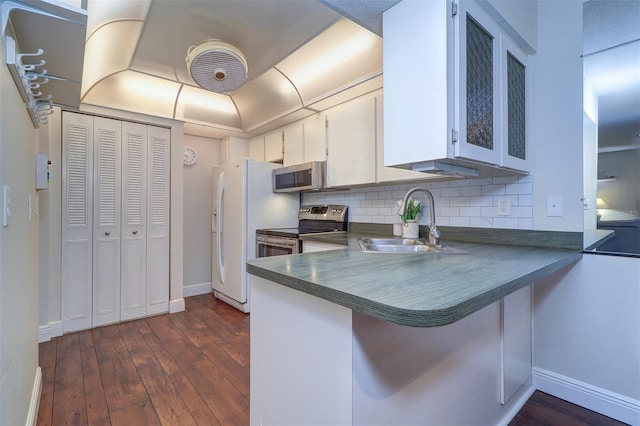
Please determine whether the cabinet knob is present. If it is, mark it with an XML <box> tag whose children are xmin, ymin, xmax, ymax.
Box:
<box><xmin>133</xmin><ymin>230</ymin><xmax>138</xmax><ymax>235</ymax></box>
<box><xmin>105</xmin><ymin>231</ymin><xmax>110</xmax><ymax>236</ymax></box>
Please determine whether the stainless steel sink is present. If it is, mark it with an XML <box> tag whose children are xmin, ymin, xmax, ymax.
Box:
<box><xmin>357</xmin><ymin>237</ymin><xmax>466</xmax><ymax>254</ymax></box>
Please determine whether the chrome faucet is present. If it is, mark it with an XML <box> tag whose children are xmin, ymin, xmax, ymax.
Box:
<box><xmin>400</xmin><ymin>188</ymin><xmax>441</xmax><ymax>247</ymax></box>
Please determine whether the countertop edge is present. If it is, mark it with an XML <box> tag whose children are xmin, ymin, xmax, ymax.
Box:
<box><xmin>246</xmin><ymin>250</ymin><xmax>583</xmax><ymax>327</ymax></box>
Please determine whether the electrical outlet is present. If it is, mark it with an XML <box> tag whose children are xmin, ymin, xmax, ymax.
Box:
<box><xmin>497</xmin><ymin>197</ymin><xmax>511</xmax><ymax>216</ymax></box>
<box><xmin>547</xmin><ymin>195</ymin><xmax>563</xmax><ymax>217</ymax></box>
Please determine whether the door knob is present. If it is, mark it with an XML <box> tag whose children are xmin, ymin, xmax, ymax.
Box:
<box><xmin>133</xmin><ymin>230</ymin><xmax>138</xmax><ymax>235</ymax></box>
<box><xmin>105</xmin><ymin>231</ymin><xmax>110</xmax><ymax>236</ymax></box>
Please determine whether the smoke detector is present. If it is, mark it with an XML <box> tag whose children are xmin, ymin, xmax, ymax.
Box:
<box><xmin>186</xmin><ymin>40</ymin><xmax>248</xmax><ymax>93</ymax></box>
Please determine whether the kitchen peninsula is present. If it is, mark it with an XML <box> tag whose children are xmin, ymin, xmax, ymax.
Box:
<box><xmin>247</xmin><ymin>229</ymin><xmax>583</xmax><ymax>425</ymax></box>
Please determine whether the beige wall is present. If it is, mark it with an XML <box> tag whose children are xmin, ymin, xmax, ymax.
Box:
<box><xmin>0</xmin><ymin>38</ymin><xmax>41</xmax><ymax>424</ymax></box>
<box><xmin>182</xmin><ymin>134</ymin><xmax>221</xmax><ymax>292</ymax></box>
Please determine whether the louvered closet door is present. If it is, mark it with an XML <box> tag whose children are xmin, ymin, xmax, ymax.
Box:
<box><xmin>146</xmin><ymin>126</ymin><xmax>170</xmax><ymax>315</ymax></box>
<box><xmin>121</xmin><ymin>121</ymin><xmax>147</xmax><ymax>321</ymax></box>
<box><xmin>93</xmin><ymin>117</ymin><xmax>122</xmax><ymax>326</ymax></box>
<box><xmin>62</xmin><ymin>112</ymin><xmax>94</xmax><ymax>332</ymax></box>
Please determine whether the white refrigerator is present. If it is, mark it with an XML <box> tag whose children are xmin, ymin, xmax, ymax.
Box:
<box><xmin>212</xmin><ymin>158</ymin><xmax>299</xmax><ymax>312</ymax></box>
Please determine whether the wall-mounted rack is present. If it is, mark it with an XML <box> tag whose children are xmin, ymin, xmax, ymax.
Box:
<box><xmin>2</xmin><ymin>0</ymin><xmax>87</xmax><ymax>128</ymax></box>
<box><xmin>6</xmin><ymin>35</ymin><xmax>53</xmax><ymax>126</ymax></box>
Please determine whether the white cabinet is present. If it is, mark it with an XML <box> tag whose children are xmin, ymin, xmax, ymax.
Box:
<box><xmin>374</xmin><ymin>94</ymin><xmax>430</xmax><ymax>184</ymax></box>
<box><xmin>62</xmin><ymin>111</ymin><xmax>170</xmax><ymax>332</ymax></box>
<box><xmin>302</xmin><ymin>114</ymin><xmax>327</xmax><ymax>163</ymax></box>
<box><xmin>383</xmin><ymin>0</ymin><xmax>529</xmax><ymax>174</ymax></box>
<box><xmin>265</xmin><ymin>130</ymin><xmax>284</xmax><ymax>163</ymax></box>
<box><xmin>249</xmin><ymin>136</ymin><xmax>265</xmax><ymax>162</ymax></box>
<box><xmin>283</xmin><ymin>122</ymin><xmax>304</xmax><ymax>166</ymax></box>
<box><xmin>221</xmin><ymin>136</ymin><xmax>249</xmax><ymax>164</ymax></box>
<box><xmin>326</xmin><ymin>95</ymin><xmax>376</xmax><ymax>187</ymax></box>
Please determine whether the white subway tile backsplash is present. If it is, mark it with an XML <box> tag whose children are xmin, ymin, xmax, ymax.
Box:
<box><xmin>301</xmin><ymin>175</ymin><xmax>533</xmax><ymax>229</ymax></box>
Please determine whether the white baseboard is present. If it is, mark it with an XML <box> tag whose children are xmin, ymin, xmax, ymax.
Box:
<box><xmin>38</xmin><ymin>321</ymin><xmax>63</xmax><ymax>343</ymax></box>
<box><xmin>169</xmin><ymin>298</ymin><xmax>185</xmax><ymax>313</ymax></box>
<box><xmin>26</xmin><ymin>367</ymin><xmax>42</xmax><ymax>426</ymax></box>
<box><xmin>497</xmin><ymin>385</ymin><xmax>536</xmax><ymax>426</ymax></box>
<box><xmin>533</xmin><ymin>367</ymin><xmax>640</xmax><ymax>425</ymax></box>
<box><xmin>183</xmin><ymin>282</ymin><xmax>213</xmax><ymax>297</ymax></box>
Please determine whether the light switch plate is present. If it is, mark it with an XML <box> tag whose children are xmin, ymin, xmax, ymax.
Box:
<box><xmin>547</xmin><ymin>195</ymin><xmax>563</xmax><ymax>217</ymax></box>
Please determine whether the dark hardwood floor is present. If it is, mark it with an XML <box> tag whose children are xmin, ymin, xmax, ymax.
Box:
<box><xmin>37</xmin><ymin>293</ymin><xmax>626</xmax><ymax>426</ymax></box>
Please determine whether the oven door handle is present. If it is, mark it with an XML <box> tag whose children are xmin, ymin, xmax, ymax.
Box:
<box><xmin>216</xmin><ymin>171</ymin><xmax>225</xmax><ymax>284</ymax></box>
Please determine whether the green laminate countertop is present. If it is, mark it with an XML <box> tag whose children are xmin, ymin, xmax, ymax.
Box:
<box><xmin>246</xmin><ymin>231</ymin><xmax>582</xmax><ymax>327</ymax></box>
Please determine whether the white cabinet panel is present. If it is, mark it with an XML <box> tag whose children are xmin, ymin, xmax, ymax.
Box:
<box><xmin>501</xmin><ymin>285</ymin><xmax>531</xmax><ymax>404</ymax></box>
<box><xmin>249</xmin><ymin>136</ymin><xmax>265</xmax><ymax>162</ymax></box>
<box><xmin>93</xmin><ymin>237</ymin><xmax>120</xmax><ymax>325</ymax></box>
<box><xmin>326</xmin><ymin>96</ymin><xmax>376</xmax><ymax>187</ymax></box>
<box><xmin>283</xmin><ymin>122</ymin><xmax>304</xmax><ymax>166</ymax></box>
<box><xmin>265</xmin><ymin>130</ymin><xmax>284</xmax><ymax>163</ymax></box>
<box><xmin>302</xmin><ymin>114</ymin><xmax>327</xmax><ymax>163</ymax></box>
<box><xmin>121</xmin><ymin>234</ymin><xmax>147</xmax><ymax>320</ymax></box>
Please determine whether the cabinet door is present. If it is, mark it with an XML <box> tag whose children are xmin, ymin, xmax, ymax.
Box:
<box><xmin>121</xmin><ymin>121</ymin><xmax>147</xmax><ymax>321</ymax></box>
<box><xmin>374</xmin><ymin>94</ymin><xmax>427</xmax><ymax>183</ymax></box>
<box><xmin>326</xmin><ymin>96</ymin><xmax>376</xmax><ymax>187</ymax></box>
<box><xmin>146</xmin><ymin>125</ymin><xmax>170</xmax><ymax>315</ymax></box>
<box><xmin>501</xmin><ymin>37</ymin><xmax>529</xmax><ymax>172</ymax></box>
<box><xmin>303</xmin><ymin>114</ymin><xmax>327</xmax><ymax>162</ymax></box>
<box><xmin>264</xmin><ymin>130</ymin><xmax>284</xmax><ymax>163</ymax></box>
<box><xmin>249</xmin><ymin>136</ymin><xmax>265</xmax><ymax>162</ymax></box>
<box><xmin>93</xmin><ymin>117</ymin><xmax>122</xmax><ymax>327</ymax></box>
<box><xmin>62</xmin><ymin>111</ymin><xmax>94</xmax><ymax>332</ymax></box>
<box><xmin>455</xmin><ymin>2</ymin><xmax>502</xmax><ymax>165</ymax></box>
<box><xmin>283</xmin><ymin>122</ymin><xmax>304</xmax><ymax>166</ymax></box>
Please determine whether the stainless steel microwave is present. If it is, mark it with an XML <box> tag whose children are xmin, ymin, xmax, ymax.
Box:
<box><xmin>273</xmin><ymin>161</ymin><xmax>326</xmax><ymax>192</ymax></box>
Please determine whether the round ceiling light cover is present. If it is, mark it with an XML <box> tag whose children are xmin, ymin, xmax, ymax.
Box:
<box><xmin>186</xmin><ymin>40</ymin><xmax>248</xmax><ymax>93</ymax></box>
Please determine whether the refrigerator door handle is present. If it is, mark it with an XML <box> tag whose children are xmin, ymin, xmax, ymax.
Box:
<box><xmin>216</xmin><ymin>171</ymin><xmax>225</xmax><ymax>285</ymax></box>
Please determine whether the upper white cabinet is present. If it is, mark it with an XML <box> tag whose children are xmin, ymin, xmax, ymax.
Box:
<box><xmin>221</xmin><ymin>137</ymin><xmax>249</xmax><ymax>164</ymax></box>
<box><xmin>265</xmin><ymin>130</ymin><xmax>284</xmax><ymax>163</ymax></box>
<box><xmin>283</xmin><ymin>122</ymin><xmax>305</xmax><ymax>166</ymax></box>
<box><xmin>302</xmin><ymin>114</ymin><xmax>327</xmax><ymax>163</ymax></box>
<box><xmin>325</xmin><ymin>95</ymin><xmax>376</xmax><ymax>187</ymax></box>
<box><xmin>249</xmin><ymin>136</ymin><xmax>265</xmax><ymax>162</ymax></box>
<box><xmin>383</xmin><ymin>0</ymin><xmax>530</xmax><ymax>175</ymax></box>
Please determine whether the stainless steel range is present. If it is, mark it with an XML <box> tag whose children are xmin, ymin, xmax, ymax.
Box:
<box><xmin>256</xmin><ymin>204</ymin><xmax>348</xmax><ymax>257</ymax></box>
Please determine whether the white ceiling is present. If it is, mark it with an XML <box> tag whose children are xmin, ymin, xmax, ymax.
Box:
<box><xmin>80</xmin><ymin>0</ymin><xmax>387</xmax><ymax>138</ymax></box>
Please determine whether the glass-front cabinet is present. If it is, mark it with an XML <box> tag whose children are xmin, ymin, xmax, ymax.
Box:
<box><xmin>383</xmin><ymin>0</ymin><xmax>530</xmax><ymax>175</ymax></box>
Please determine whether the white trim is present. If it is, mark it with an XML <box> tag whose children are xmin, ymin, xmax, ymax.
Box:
<box><xmin>37</xmin><ymin>321</ymin><xmax>63</xmax><ymax>343</ymax></box>
<box><xmin>533</xmin><ymin>367</ymin><xmax>640</xmax><ymax>425</ymax></box>
<box><xmin>497</xmin><ymin>385</ymin><xmax>536</xmax><ymax>426</ymax></box>
<box><xmin>169</xmin><ymin>298</ymin><xmax>185</xmax><ymax>313</ymax></box>
<box><xmin>183</xmin><ymin>282</ymin><xmax>212</xmax><ymax>298</ymax></box>
<box><xmin>26</xmin><ymin>367</ymin><xmax>42</xmax><ymax>426</ymax></box>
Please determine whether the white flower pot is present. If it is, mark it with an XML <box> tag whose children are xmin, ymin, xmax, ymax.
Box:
<box><xmin>402</xmin><ymin>221</ymin><xmax>419</xmax><ymax>239</ymax></box>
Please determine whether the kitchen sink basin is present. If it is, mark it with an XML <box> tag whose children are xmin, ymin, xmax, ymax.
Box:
<box><xmin>357</xmin><ymin>237</ymin><xmax>467</xmax><ymax>254</ymax></box>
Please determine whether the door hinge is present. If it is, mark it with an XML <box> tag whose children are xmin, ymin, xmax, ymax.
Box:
<box><xmin>451</xmin><ymin>129</ymin><xmax>458</xmax><ymax>143</ymax></box>
<box><xmin>451</xmin><ymin>1</ymin><xmax>458</xmax><ymax>17</ymax></box>
<box><xmin>325</xmin><ymin>117</ymin><xmax>329</xmax><ymax>128</ymax></box>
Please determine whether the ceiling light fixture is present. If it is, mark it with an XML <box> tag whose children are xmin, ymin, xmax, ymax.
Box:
<box><xmin>186</xmin><ymin>40</ymin><xmax>248</xmax><ymax>93</ymax></box>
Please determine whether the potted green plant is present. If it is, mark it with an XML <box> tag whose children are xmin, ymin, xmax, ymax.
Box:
<box><xmin>398</xmin><ymin>198</ymin><xmax>421</xmax><ymax>238</ymax></box>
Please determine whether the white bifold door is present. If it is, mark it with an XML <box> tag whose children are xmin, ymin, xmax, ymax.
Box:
<box><xmin>62</xmin><ymin>111</ymin><xmax>170</xmax><ymax>332</ymax></box>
